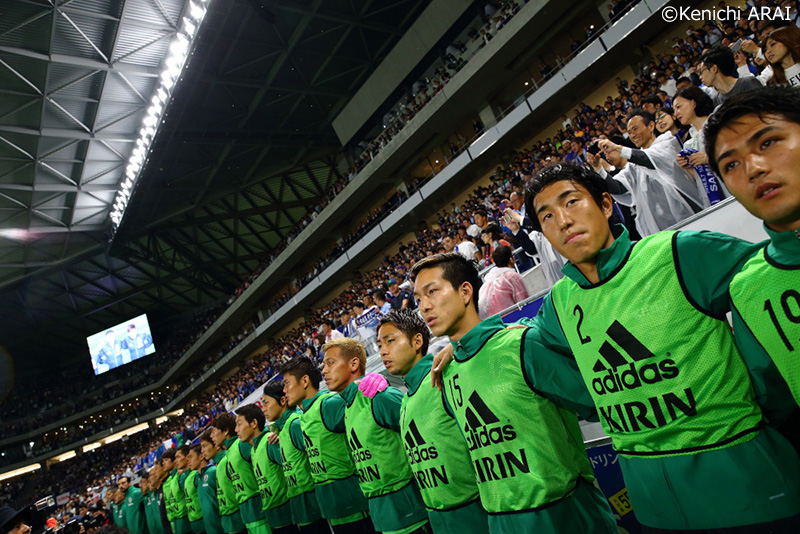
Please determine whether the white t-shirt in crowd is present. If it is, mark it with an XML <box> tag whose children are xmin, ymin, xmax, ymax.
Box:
<box><xmin>783</xmin><ymin>63</ymin><xmax>800</xmax><ymax>87</ymax></box>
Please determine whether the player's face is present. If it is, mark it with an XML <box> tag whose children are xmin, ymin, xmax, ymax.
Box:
<box><xmin>415</xmin><ymin>266</ymin><xmax>470</xmax><ymax>338</ymax></box>
<box><xmin>161</xmin><ymin>456</ymin><xmax>174</xmax><ymax>472</ymax></box>
<box><xmin>283</xmin><ymin>374</ymin><xmax>305</xmax><ymax>408</ymax></box>
<box><xmin>209</xmin><ymin>426</ymin><xmax>225</xmax><ymax>448</ymax></box>
<box><xmin>186</xmin><ymin>450</ymin><xmax>199</xmax><ymax>470</ymax></box>
<box><xmin>534</xmin><ymin>180</ymin><xmax>615</xmax><ymax>267</ymax></box>
<box><xmin>175</xmin><ymin>451</ymin><xmax>188</xmax><ymax>470</ymax></box>
<box><xmin>5</xmin><ymin>520</ymin><xmax>31</xmax><ymax>534</ymax></box>
<box><xmin>235</xmin><ymin>415</ymin><xmax>255</xmax><ymax>443</ymax></box>
<box><xmin>715</xmin><ymin>113</ymin><xmax>800</xmax><ymax>232</ymax></box>
<box><xmin>128</xmin><ymin>327</ymin><xmax>136</xmax><ymax>338</ymax></box>
<box><xmin>106</xmin><ymin>332</ymin><xmax>115</xmax><ymax>344</ymax></box>
<box><xmin>118</xmin><ymin>478</ymin><xmax>129</xmax><ymax>492</ymax></box>
<box><xmin>261</xmin><ymin>395</ymin><xmax>284</xmax><ymax>422</ymax></box>
<box><xmin>377</xmin><ymin>323</ymin><xmax>419</xmax><ymax>376</ymax></box>
<box><xmin>200</xmin><ymin>440</ymin><xmax>218</xmax><ymax>461</ymax></box>
<box><xmin>321</xmin><ymin>347</ymin><xmax>357</xmax><ymax>392</ymax></box>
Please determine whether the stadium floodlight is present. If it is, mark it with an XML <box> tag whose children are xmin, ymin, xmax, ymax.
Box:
<box><xmin>108</xmin><ymin>0</ymin><xmax>212</xmax><ymax>237</ymax></box>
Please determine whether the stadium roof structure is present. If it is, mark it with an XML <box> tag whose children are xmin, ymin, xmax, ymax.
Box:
<box><xmin>0</xmin><ymin>0</ymin><xmax>428</xmax><ymax>374</ymax></box>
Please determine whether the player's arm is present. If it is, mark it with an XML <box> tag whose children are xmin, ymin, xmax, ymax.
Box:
<box><xmin>320</xmin><ymin>395</ymin><xmax>346</xmax><ymax>433</ymax></box>
<box><xmin>289</xmin><ymin>418</ymin><xmax>305</xmax><ymax>450</ymax></box>
<box><xmin>516</xmin><ymin>294</ymin><xmax>598</xmax><ymax>420</ymax></box>
<box><xmin>674</xmin><ymin>231</ymin><xmax>794</xmax><ymax>423</ymax></box>
<box><xmin>239</xmin><ymin>440</ymin><xmax>253</xmax><ymax>462</ymax></box>
<box><xmin>370</xmin><ymin>387</ymin><xmax>403</xmax><ymax>432</ymax></box>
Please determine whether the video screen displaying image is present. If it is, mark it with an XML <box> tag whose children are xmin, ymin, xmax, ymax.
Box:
<box><xmin>87</xmin><ymin>314</ymin><xmax>156</xmax><ymax>376</ymax></box>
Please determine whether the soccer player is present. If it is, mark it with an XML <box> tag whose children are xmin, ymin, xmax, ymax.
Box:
<box><xmin>228</xmin><ymin>406</ymin><xmax>270</xmax><ymax>534</ymax></box>
<box><xmin>118</xmin><ymin>475</ymin><xmax>147</xmax><ymax>534</ymax></box>
<box><xmin>321</xmin><ymin>338</ymin><xmax>431</xmax><ymax>534</ymax></box>
<box><xmin>412</xmin><ymin>253</ymin><xmax>616</xmax><ymax>533</ymax></box>
<box><xmin>246</xmin><ymin>397</ymin><xmax>293</xmax><ymax>534</ymax></box>
<box><xmin>209</xmin><ymin>414</ymin><xmax>247</xmax><ymax>534</ymax></box>
<box><xmin>198</xmin><ymin>430</ymin><xmax>225</xmax><ymax>534</ymax></box>
<box><xmin>705</xmin><ymin>85</ymin><xmax>800</xmax><ymax>414</ymax></box>
<box><xmin>112</xmin><ymin>488</ymin><xmax>127</xmax><ymax>528</ymax></box>
<box><xmin>280</xmin><ymin>356</ymin><xmax>374</xmax><ymax>534</ymax></box>
<box><xmin>374</xmin><ymin>309</ymin><xmax>489</xmax><ymax>533</ymax></box>
<box><xmin>184</xmin><ymin>445</ymin><xmax>206</xmax><ymax>534</ymax></box>
<box><xmin>260</xmin><ymin>380</ymin><xmax>327</xmax><ymax>533</ymax></box>
<box><xmin>144</xmin><ymin>464</ymin><xmax>169</xmax><ymax>534</ymax></box>
<box><xmin>499</xmin><ymin>161</ymin><xmax>800</xmax><ymax>531</ymax></box>
<box><xmin>165</xmin><ymin>446</ymin><xmax>193</xmax><ymax>534</ymax></box>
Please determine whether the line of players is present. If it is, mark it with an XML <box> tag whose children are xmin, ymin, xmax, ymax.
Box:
<box><xmin>111</xmin><ymin>86</ymin><xmax>800</xmax><ymax>534</ymax></box>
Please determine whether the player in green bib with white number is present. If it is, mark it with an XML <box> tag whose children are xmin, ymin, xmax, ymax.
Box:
<box><xmin>503</xmin><ymin>162</ymin><xmax>800</xmax><ymax>532</ymax></box>
<box><xmin>260</xmin><ymin>380</ymin><xmax>328</xmax><ymax>533</ymax></box>
<box><xmin>185</xmin><ymin>445</ymin><xmax>207</xmax><ymax>534</ymax></box>
<box><xmin>706</xmin><ymin>85</ymin><xmax>800</xmax><ymax>445</ymax></box>
<box><xmin>198</xmin><ymin>431</ymin><xmax>226</xmax><ymax>534</ymax></box>
<box><xmin>165</xmin><ymin>446</ymin><xmax>193</xmax><ymax>534</ymax></box>
<box><xmin>245</xmin><ymin>396</ymin><xmax>293</xmax><ymax>534</ymax></box>
<box><xmin>373</xmin><ymin>309</ymin><xmax>489</xmax><ymax>533</ymax></box>
<box><xmin>229</xmin><ymin>406</ymin><xmax>270</xmax><ymax>534</ymax></box>
<box><xmin>322</xmin><ymin>338</ymin><xmax>431</xmax><ymax>534</ymax></box>
<box><xmin>413</xmin><ymin>253</ymin><xmax>617</xmax><ymax>534</ymax></box>
<box><xmin>280</xmin><ymin>356</ymin><xmax>374</xmax><ymax>534</ymax></box>
<box><xmin>210</xmin><ymin>414</ymin><xmax>247</xmax><ymax>534</ymax></box>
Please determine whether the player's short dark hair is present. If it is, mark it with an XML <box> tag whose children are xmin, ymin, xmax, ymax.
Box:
<box><xmin>198</xmin><ymin>429</ymin><xmax>215</xmax><ymax>446</ymax></box>
<box><xmin>106</xmin><ymin>330</ymin><xmax>114</xmax><ymax>335</ymax></box>
<box><xmin>188</xmin><ymin>444</ymin><xmax>202</xmax><ymax>457</ymax></box>
<box><xmin>127</xmin><ymin>323</ymin><xmax>136</xmax><ymax>331</ymax></box>
<box><xmin>524</xmin><ymin>162</ymin><xmax>610</xmax><ymax>232</ymax></box>
<box><xmin>236</xmin><ymin>404</ymin><xmax>265</xmax><ymax>431</ymax></box>
<box><xmin>410</xmin><ymin>252</ymin><xmax>482</xmax><ymax>310</ymax></box>
<box><xmin>280</xmin><ymin>356</ymin><xmax>322</xmax><ymax>389</ymax></box>
<box><xmin>160</xmin><ymin>448</ymin><xmax>176</xmax><ymax>462</ymax></box>
<box><xmin>176</xmin><ymin>445</ymin><xmax>191</xmax><ymax>457</ymax></box>
<box><xmin>705</xmin><ymin>85</ymin><xmax>800</xmax><ymax>177</ymax></box>
<box><xmin>674</xmin><ymin>85</ymin><xmax>715</xmax><ymax>118</ymax></box>
<box><xmin>700</xmin><ymin>46</ymin><xmax>737</xmax><ymax>77</ymax></box>
<box><xmin>262</xmin><ymin>380</ymin><xmax>285</xmax><ymax>403</ymax></box>
<box><xmin>492</xmin><ymin>245</ymin><xmax>513</xmax><ymax>268</ymax></box>
<box><xmin>628</xmin><ymin>108</ymin><xmax>655</xmax><ymax>126</ymax></box>
<box><xmin>378</xmin><ymin>309</ymin><xmax>430</xmax><ymax>355</ymax></box>
<box><xmin>118</xmin><ymin>475</ymin><xmax>130</xmax><ymax>484</ymax></box>
<box><xmin>211</xmin><ymin>413</ymin><xmax>236</xmax><ymax>437</ymax></box>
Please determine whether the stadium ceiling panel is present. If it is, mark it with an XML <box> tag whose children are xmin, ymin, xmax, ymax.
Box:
<box><xmin>0</xmin><ymin>0</ymin><xmax>429</xmax><ymax>370</ymax></box>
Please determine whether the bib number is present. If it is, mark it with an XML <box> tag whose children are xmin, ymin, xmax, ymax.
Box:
<box><xmin>764</xmin><ymin>289</ymin><xmax>800</xmax><ymax>351</ymax></box>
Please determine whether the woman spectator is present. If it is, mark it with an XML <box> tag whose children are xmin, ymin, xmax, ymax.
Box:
<box><xmin>674</xmin><ymin>86</ymin><xmax>715</xmax><ymax>165</ymax></box>
<box><xmin>674</xmin><ymin>85</ymin><xmax>725</xmax><ymax>205</ymax></box>
<box><xmin>764</xmin><ymin>25</ymin><xmax>800</xmax><ymax>86</ymax></box>
<box><xmin>655</xmin><ymin>106</ymin><xmax>689</xmax><ymax>145</ymax></box>
<box><xmin>479</xmin><ymin>223</ymin><xmax>512</xmax><ymax>268</ymax></box>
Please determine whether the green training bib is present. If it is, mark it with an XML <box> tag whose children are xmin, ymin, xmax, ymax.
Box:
<box><xmin>279</xmin><ymin>412</ymin><xmax>316</xmax><ymax>498</ymax></box>
<box><xmin>251</xmin><ymin>435</ymin><xmax>290</xmax><ymax>510</ymax></box>
<box><xmin>184</xmin><ymin>471</ymin><xmax>203</xmax><ymax>522</ymax></box>
<box><xmin>299</xmin><ymin>392</ymin><xmax>355</xmax><ymax>484</ymax></box>
<box><xmin>731</xmin><ymin>247</ymin><xmax>800</xmax><ymax>405</ymax></box>
<box><xmin>401</xmin><ymin>367</ymin><xmax>480</xmax><ymax>511</ymax></box>
<box><xmin>444</xmin><ymin>327</ymin><xmax>594</xmax><ymax>514</ymax></box>
<box><xmin>551</xmin><ymin>231</ymin><xmax>762</xmax><ymax>456</ymax></box>
<box><xmin>216</xmin><ymin>455</ymin><xmax>241</xmax><ymax>517</ymax></box>
<box><xmin>343</xmin><ymin>387</ymin><xmax>414</xmax><ymax>498</ymax></box>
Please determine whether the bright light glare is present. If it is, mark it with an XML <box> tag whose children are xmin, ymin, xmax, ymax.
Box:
<box><xmin>110</xmin><ymin>0</ymin><xmax>212</xmax><ymax>234</ymax></box>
